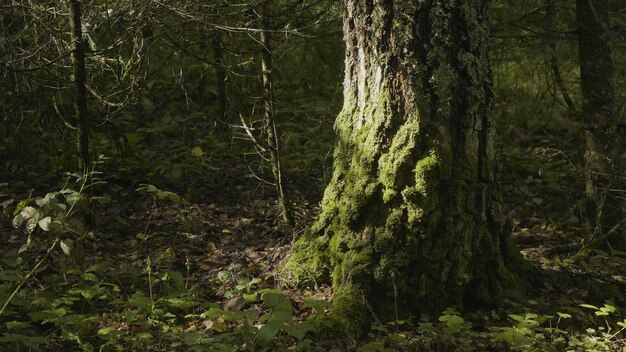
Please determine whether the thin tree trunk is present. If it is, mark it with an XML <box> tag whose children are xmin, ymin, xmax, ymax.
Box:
<box><xmin>213</xmin><ymin>30</ymin><xmax>228</xmax><ymax>132</ymax></box>
<box><xmin>68</xmin><ymin>0</ymin><xmax>90</xmax><ymax>171</ymax></box>
<box><xmin>545</xmin><ymin>0</ymin><xmax>575</xmax><ymax>110</ymax></box>
<box><xmin>576</xmin><ymin>0</ymin><xmax>623</xmax><ymax>245</ymax></box>
<box><xmin>260</xmin><ymin>1</ymin><xmax>294</xmax><ymax>231</ymax></box>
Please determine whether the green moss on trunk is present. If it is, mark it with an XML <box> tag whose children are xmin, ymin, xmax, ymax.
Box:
<box><xmin>284</xmin><ymin>0</ymin><xmax>534</xmax><ymax>329</ymax></box>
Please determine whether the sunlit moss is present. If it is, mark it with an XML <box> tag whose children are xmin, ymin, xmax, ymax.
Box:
<box><xmin>283</xmin><ymin>0</ymin><xmax>530</xmax><ymax>332</ymax></box>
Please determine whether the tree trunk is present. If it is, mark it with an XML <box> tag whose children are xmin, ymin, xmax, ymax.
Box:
<box><xmin>68</xmin><ymin>0</ymin><xmax>90</xmax><ymax>172</ymax></box>
<box><xmin>213</xmin><ymin>29</ymin><xmax>228</xmax><ymax>132</ymax></box>
<box><xmin>576</xmin><ymin>0</ymin><xmax>623</xmax><ymax>245</ymax></box>
<box><xmin>287</xmin><ymin>0</ymin><xmax>528</xmax><ymax>328</ymax></box>
<box><xmin>545</xmin><ymin>0</ymin><xmax>575</xmax><ymax>110</ymax></box>
<box><xmin>260</xmin><ymin>1</ymin><xmax>294</xmax><ymax>231</ymax></box>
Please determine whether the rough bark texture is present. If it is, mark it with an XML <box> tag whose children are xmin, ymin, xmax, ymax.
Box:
<box><xmin>69</xmin><ymin>0</ymin><xmax>90</xmax><ymax>171</ymax></box>
<box><xmin>576</xmin><ymin>0</ymin><xmax>624</xmax><ymax>244</ymax></box>
<box><xmin>287</xmin><ymin>0</ymin><xmax>527</xmax><ymax>328</ymax></box>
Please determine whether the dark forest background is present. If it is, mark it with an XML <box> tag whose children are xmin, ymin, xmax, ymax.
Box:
<box><xmin>1</xmin><ymin>0</ymin><xmax>626</xmax><ymax>351</ymax></box>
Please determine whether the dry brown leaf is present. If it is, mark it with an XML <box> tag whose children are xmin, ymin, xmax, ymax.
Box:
<box><xmin>184</xmin><ymin>325</ymin><xmax>197</xmax><ymax>333</ymax></box>
<box><xmin>201</xmin><ymin>320</ymin><xmax>214</xmax><ymax>330</ymax></box>
<box><xmin>223</xmin><ymin>295</ymin><xmax>246</xmax><ymax>311</ymax></box>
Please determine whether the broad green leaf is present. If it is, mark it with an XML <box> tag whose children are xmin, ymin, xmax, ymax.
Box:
<box><xmin>601</xmin><ymin>303</ymin><xmax>616</xmax><ymax>313</ymax></box>
<box><xmin>137</xmin><ymin>332</ymin><xmax>153</xmax><ymax>340</ymax></box>
<box><xmin>513</xmin><ymin>334</ymin><xmax>533</xmax><ymax>348</ymax></box>
<box><xmin>35</xmin><ymin>193</ymin><xmax>56</xmax><ymax>207</ymax></box>
<box><xmin>579</xmin><ymin>304</ymin><xmax>599</xmax><ymax>310</ymax></box>
<box><xmin>262</xmin><ymin>292</ymin><xmax>292</xmax><ymax>321</ymax></box>
<box><xmin>30</xmin><ymin>308</ymin><xmax>67</xmax><ymax>322</ymax></box>
<box><xmin>38</xmin><ymin>216</ymin><xmax>52</xmax><ymax>231</ymax></box>
<box><xmin>81</xmin><ymin>315</ymin><xmax>101</xmax><ymax>324</ymax></box>
<box><xmin>85</xmin><ymin>263</ymin><xmax>105</xmax><ymax>273</ymax></box>
<box><xmin>129</xmin><ymin>293</ymin><xmax>153</xmax><ymax>313</ymax></box>
<box><xmin>243</xmin><ymin>293</ymin><xmax>258</xmax><ymax>302</ymax></box>
<box><xmin>257</xmin><ymin>320</ymin><xmax>281</xmax><ymax>344</ymax></box>
<box><xmin>439</xmin><ymin>314</ymin><xmax>465</xmax><ymax>331</ymax></box>
<box><xmin>60</xmin><ymin>240</ymin><xmax>73</xmax><ymax>256</ymax></box>
<box><xmin>201</xmin><ymin>308</ymin><xmax>227</xmax><ymax>320</ymax></box>
<box><xmin>49</xmin><ymin>220</ymin><xmax>64</xmax><ymax>235</ymax></box>
<box><xmin>162</xmin><ymin>297</ymin><xmax>200</xmax><ymax>310</ymax></box>
<box><xmin>5</xmin><ymin>321</ymin><xmax>31</xmax><ymax>330</ymax></box>
<box><xmin>135</xmin><ymin>184</ymin><xmax>159</xmax><ymax>194</ymax></box>
<box><xmin>69</xmin><ymin>288</ymin><xmax>96</xmax><ymax>299</ymax></box>
<box><xmin>217</xmin><ymin>271</ymin><xmax>231</xmax><ymax>281</ymax></box>
<box><xmin>157</xmin><ymin>191</ymin><xmax>181</xmax><ymax>203</ymax></box>
<box><xmin>303</xmin><ymin>297</ymin><xmax>330</xmax><ymax>314</ymax></box>
<box><xmin>98</xmin><ymin>327</ymin><xmax>116</xmax><ymax>335</ymax></box>
<box><xmin>262</xmin><ymin>292</ymin><xmax>291</xmax><ymax>311</ymax></box>
<box><xmin>283</xmin><ymin>321</ymin><xmax>313</xmax><ymax>340</ymax></box>
<box><xmin>81</xmin><ymin>273</ymin><xmax>98</xmax><ymax>281</ymax></box>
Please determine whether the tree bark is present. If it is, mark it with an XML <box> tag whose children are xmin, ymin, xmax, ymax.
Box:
<box><xmin>545</xmin><ymin>0</ymin><xmax>575</xmax><ymax>110</ymax></box>
<box><xmin>68</xmin><ymin>0</ymin><xmax>90</xmax><ymax>171</ymax></box>
<box><xmin>287</xmin><ymin>0</ymin><xmax>529</xmax><ymax>328</ymax></box>
<box><xmin>576</xmin><ymin>0</ymin><xmax>623</xmax><ymax>245</ymax></box>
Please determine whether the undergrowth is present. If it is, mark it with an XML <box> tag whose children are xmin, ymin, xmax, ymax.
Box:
<box><xmin>1</xmin><ymin>163</ymin><xmax>625</xmax><ymax>351</ymax></box>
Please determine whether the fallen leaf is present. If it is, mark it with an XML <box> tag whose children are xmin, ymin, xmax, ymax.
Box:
<box><xmin>223</xmin><ymin>295</ymin><xmax>246</xmax><ymax>311</ymax></box>
<box><xmin>201</xmin><ymin>320</ymin><xmax>214</xmax><ymax>330</ymax></box>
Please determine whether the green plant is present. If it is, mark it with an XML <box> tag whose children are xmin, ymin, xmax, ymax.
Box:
<box><xmin>134</xmin><ymin>184</ymin><xmax>183</xmax><ymax>245</ymax></box>
<box><xmin>1</xmin><ymin>163</ymin><xmax>98</xmax><ymax>318</ymax></box>
<box><xmin>255</xmin><ymin>291</ymin><xmax>314</xmax><ymax>344</ymax></box>
<box><xmin>489</xmin><ymin>303</ymin><xmax>626</xmax><ymax>352</ymax></box>
<box><xmin>494</xmin><ymin>313</ymin><xmax>540</xmax><ymax>350</ymax></box>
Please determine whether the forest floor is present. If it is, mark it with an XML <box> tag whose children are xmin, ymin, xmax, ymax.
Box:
<box><xmin>2</xmin><ymin>155</ymin><xmax>626</xmax><ymax>351</ymax></box>
<box><xmin>96</xmin><ymin>162</ymin><xmax>626</xmax><ymax>350</ymax></box>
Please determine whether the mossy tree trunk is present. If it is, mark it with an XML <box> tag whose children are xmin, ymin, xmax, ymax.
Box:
<box><xmin>576</xmin><ymin>0</ymin><xmax>624</xmax><ymax>245</ymax></box>
<box><xmin>288</xmin><ymin>0</ymin><xmax>527</xmax><ymax>326</ymax></box>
